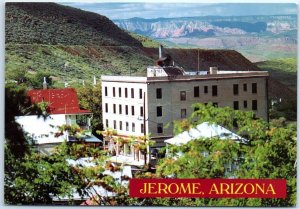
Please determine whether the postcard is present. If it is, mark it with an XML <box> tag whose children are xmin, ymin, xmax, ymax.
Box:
<box><xmin>4</xmin><ymin>1</ymin><xmax>297</xmax><ymax>207</ymax></box>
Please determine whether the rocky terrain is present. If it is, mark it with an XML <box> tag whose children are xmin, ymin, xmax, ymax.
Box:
<box><xmin>115</xmin><ymin>15</ymin><xmax>297</xmax><ymax>62</ymax></box>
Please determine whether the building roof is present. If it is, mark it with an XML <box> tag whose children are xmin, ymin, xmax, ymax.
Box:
<box><xmin>15</xmin><ymin>115</ymin><xmax>67</xmax><ymax>144</ymax></box>
<box><xmin>164</xmin><ymin>122</ymin><xmax>246</xmax><ymax>146</ymax></box>
<box><xmin>27</xmin><ymin>88</ymin><xmax>90</xmax><ymax>114</ymax></box>
<box><xmin>101</xmin><ymin>71</ymin><xmax>268</xmax><ymax>83</ymax></box>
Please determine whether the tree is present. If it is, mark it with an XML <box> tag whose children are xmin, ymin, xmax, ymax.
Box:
<box><xmin>4</xmin><ymin>144</ymin><xmax>84</xmax><ymax>205</ymax></box>
<box><xmin>26</xmin><ymin>71</ymin><xmax>53</xmax><ymax>89</ymax></box>
<box><xmin>76</xmin><ymin>83</ymin><xmax>103</xmax><ymax>136</ymax></box>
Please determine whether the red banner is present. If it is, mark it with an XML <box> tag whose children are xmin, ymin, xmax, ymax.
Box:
<box><xmin>129</xmin><ymin>179</ymin><xmax>286</xmax><ymax>198</ymax></box>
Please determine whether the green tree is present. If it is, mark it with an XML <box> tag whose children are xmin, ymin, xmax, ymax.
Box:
<box><xmin>76</xmin><ymin>83</ymin><xmax>103</xmax><ymax>136</ymax></box>
<box><xmin>26</xmin><ymin>71</ymin><xmax>53</xmax><ymax>89</ymax></box>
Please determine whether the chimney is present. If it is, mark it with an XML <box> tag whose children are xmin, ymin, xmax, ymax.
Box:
<box><xmin>209</xmin><ymin>67</ymin><xmax>218</xmax><ymax>75</ymax></box>
<box><xmin>42</xmin><ymin>77</ymin><xmax>47</xmax><ymax>89</ymax></box>
<box><xmin>159</xmin><ymin>45</ymin><xmax>163</xmax><ymax>58</ymax></box>
<box><xmin>93</xmin><ymin>76</ymin><xmax>97</xmax><ymax>85</ymax></box>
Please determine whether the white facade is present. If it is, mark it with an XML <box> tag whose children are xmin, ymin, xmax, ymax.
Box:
<box><xmin>16</xmin><ymin>113</ymin><xmax>93</xmax><ymax>154</ymax></box>
<box><xmin>102</xmin><ymin>70</ymin><xmax>268</xmax><ymax>148</ymax></box>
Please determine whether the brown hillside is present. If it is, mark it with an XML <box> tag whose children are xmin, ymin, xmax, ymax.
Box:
<box><xmin>142</xmin><ymin>48</ymin><xmax>260</xmax><ymax>71</ymax></box>
<box><xmin>268</xmin><ymin>78</ymin><xmax>296</xmax><ymax>102</ymax></box>
<box><xmin>5</xmin><ymin>2</ymin><xmax>141</xmax><ymax>46</ymax></box>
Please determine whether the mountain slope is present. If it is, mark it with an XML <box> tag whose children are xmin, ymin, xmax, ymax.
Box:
<box><xmin>115</xmin><ymin>15</ymin><xmax>297</xmax><ymax>62</ymax></box>
<box><xmin>115</xmin><ymin>15</ymin><xmax>297</xmax><ymax>39</ymax></box>
<box><xmin>6</xmin><ymin>2</ymin><xmax>141</xmax><ymax>46</ymax></box>
<box><xmin>142</xmin><ymin>48</ymin><xmax>259</xmax><ymax>71</ymax></box>
<box><xmin>256</xmin><ymin>58</ymin><xmax>297</xmax><ymax>91</ymax></box>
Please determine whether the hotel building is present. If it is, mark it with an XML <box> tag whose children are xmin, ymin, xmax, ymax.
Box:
<box><xmin>101</xmin><ymin>50</ymin><xmax>269</xmax><ymax>165</ymax></box>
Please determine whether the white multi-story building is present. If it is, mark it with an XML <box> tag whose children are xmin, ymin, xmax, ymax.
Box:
<box><xmin>101</xmin><ymin>61</ymin><xmax>269</xmax><ymax>166</ymax></box>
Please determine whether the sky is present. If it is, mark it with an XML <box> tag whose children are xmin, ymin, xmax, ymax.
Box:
<box><xmin>60</xmin><ymin>2</ymin><xmax>297</xmax><ymax>20</ymax></box>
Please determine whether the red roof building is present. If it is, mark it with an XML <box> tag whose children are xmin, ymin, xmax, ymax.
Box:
<box><xmin>27</xmin><ymin>88</ymin><xmax>91</xmax><ymax>115</ymax></box>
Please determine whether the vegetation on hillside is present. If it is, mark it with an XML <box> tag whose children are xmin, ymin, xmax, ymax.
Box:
<box><xmin>6</xmin><ymin>44</ymin><xmax>154</xmax><ymax>86</ymax></box>
<box><xmin>129</xmin><ymin>32</ymin><xmax>161</xmax><ymax>48</ymax></box>
<box><xmin>6</xmin><ymin>3</ymin><xmax>141</xmax><ymax>46</ymax></box>
<box><xmin>256</xmin><ymin>58</ymin><xmax>296</xmax><ymax>91</ymax></box>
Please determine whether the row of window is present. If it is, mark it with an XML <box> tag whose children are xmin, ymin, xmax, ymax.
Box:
<box><xmin>155</xmin><ymin>83</ymin><xmax>258</xmax><ymax>100</ymax></box>
<box><xmin>105</xmin><ymin>103</ymin><xmax>144</xmax><ymax>117</ymax></box>
<box><xmin>233</xmin><ymin>100</ymin><xmax>258</xmax><ymax>111</ymax></box>
<box><xmin>104</xmin><ymin>86</ymin><xmax>144</xmax><ymax>99</ymax></box>
<box><xmin>106</xmin><ymin>99</ymin><xmax>258</xmax><ymax>119</ymax></box>
<box><xmin>106</xmin><ymin>119</ymin><xmax>144</xmax><ymax>133</ymax></box>
<box><xmin>105</xmin><ymin>120</ymin><xmax>164</xmax><ymax>134</ymax></box>
<box><xmin>156</xmin><ymin>106</ymin><xmax>187</xmax><ymax>118</ymax></box>
<box><xmin>233</xmin><ymin>83</ymin><xmax>257</xmax><ymax>95</ymax></box>
<box><xmin>105</xmin><ymin>83</ymin><xmax>257</xmax><ymax>101</ymax></box>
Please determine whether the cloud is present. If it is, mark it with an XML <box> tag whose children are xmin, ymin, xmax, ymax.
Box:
<box><xmin>60</xmin><ymin>3</ymin><xmax>297</xmax><ymax>20</ymax></box>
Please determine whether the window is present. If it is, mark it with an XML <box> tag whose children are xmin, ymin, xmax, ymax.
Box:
<box><xmin>244</xmin><ymin>100</ymin><xmax>247</xmax><ymax>108</ymax></box>
<box><xmin>180</xmin><ymin>91</ymin><xmax>186</xmax><ymax>101</ymax></box>
<box><xmin>140</xmin><ymin>106</ymin><xmax>144</xmax><ymax>117</ymax></box>
<box><xmin>139</xmin><ymin>89</ymin><xmax>143</xmax><ymax>99</ymax></box>
<box><xmin>131</xmin><ymin>88</ymin><xmax>134</xmax><ymax>98</ymax></box>
<box><xmin>157</xmin><ymin>106</ymin><xmax>162</xmax><ymax>117</ymax></box>
<box><xmin>113</xmin><ymin>120</ymin><xmax>116</xmax><ymax>129</ymax></box>
<box><xmin>252</xmin><ymin>83</ymin><xmax>257</xmax><ymax>94</ymax></box>
<box><xmin>125</xmin><ymin>105</ymin><xmax>128</xmax><ymax>115</ymax></box>
<box><xmin>119</xmin><ymin>121</ymin><xmax>122</xmax><ymax>130</ymax></box>
<box><xmin>213</xmin><ymin>102</ymin><xmax>218</xmax><ymax>107</ymax></box>
<box><xmin>252</xmin><ymin>100</ymin><xmax>257</xmax><ymax>110</ymax></box>
<box><xmin>105</xmin><ymin>87</ymin><xmax>108</xmax><ymax>96</ymax></box>
<box><xmin>119</xmin><ymin>104</ymin><xmax>122</xmax><ymax>114</ymax></box>
<box><xmin>125</xmin><ymin>88</ymin><xmax>128</xmax><ymax>98</ymax></box>
<box><xmin>126</xmin><ymin>122</ymin><xmax>129</xmax><ymax>131</ymax></box>
<box><xmin>204</xmin><ymin>86</ymin><xmax>208</xmax><ymax>94</ymax></box>
<box><xmin>105</xmin><ymin>103</ymin><xmax>108</xmax><ymax>113</ymax></box>
<box><xmin>233</xmin><ymin>101</ymin><xmax>239</xmax><ymax>110</ymax></box>
<box><xmin>194</xmin><ymin>107</ymin><xmax>199</xmax><ymax>112</ymax></box>
<box><xmin>243</xmin><ymin>84</ymin><xmax>247</xmax><ymax>92</ymax></box>
<box><xmin>113</xmin><ymin>87</ymin><xmax>116</xmax><ymax>97</ymax></box>
<box><xmin>113</xmin><ymin>104</ymin><xmax>116</xmax><ymax>114</ymax></box>
<box><xmin>131</xmin><ymin>106</ymin><xmax>135</xmax><ymax>116</ymax></box>
<box><xmin>141</xmin><ymin>124</ymin><xmax>144</xmax><ymax>134</ymax></box>
<box><xmin>156</xmin><ymin>88</ymin><xmax>162</xmax><ymax>99</ymax></box>
<box><xmin>157</xmin><ymin>123</ymin><xmax>163</xmax><ymax>134</ymax></box>
<box><xmin>132</xmin><ymin>123</ymin><xmax>135</xmax><ymax>132</ymax></box>
<box><xmin>233</xmin><ymin>84</ymin><xmax>239</xmax><ymax>95</ymax></box>
<box><xmin>119</xmin><ymin>87</ymin><xmax>122</xmax><ymax>97</ymax></box>
<box><xmin>194</xmin><ymin>86</ymin><xmax>199</xmax><ymax>97</ymax></box>
<box><xmin>105</xmin><ymin>119</ymin><xmax>108</xmax><ymax>128</ymax></box>
<box><xmin>212</xmin><ymin>85</ymin><xmax>218</xmax><ymax>96</ymax></box>
<box><xmin>181</xmin><ymin>109</ymin><xmax>187</xmax><ymax>118</ymax></box>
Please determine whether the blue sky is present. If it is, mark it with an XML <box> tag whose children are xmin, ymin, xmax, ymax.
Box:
<box><xmin>61</xmin><ymin>3</ymin><xmax>297</xmax><ymax>20</ymax></box>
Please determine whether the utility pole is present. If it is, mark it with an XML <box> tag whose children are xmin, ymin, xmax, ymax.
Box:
<box><xmin>143</xmin><ymin>91</ymin><xmax>147</xmax><ymax>167</ymax></box>
<box><xmin>197</xmin><ymin>49</ymin><xmax>200</xmax><ymax>74</ymax></box>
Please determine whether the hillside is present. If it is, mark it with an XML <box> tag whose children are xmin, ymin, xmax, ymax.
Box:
<box><xmin>6</xmin><ymin>2</ymin><xmax>141</xmax><ymax>46</ymax></box>
<box><xmin>115</xmin><ymin>15</ymin><xmax>297</xmax><ymax>62</ymax></box>
<box><xmin>5</xmin><ymin>2</ymin><xmax>156</xmax><ymax>85</ymax></box>
<box><xmin>142</xmin><ymin>48</ymin><xmax>259</xmax><ymax>71</ymax></box>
